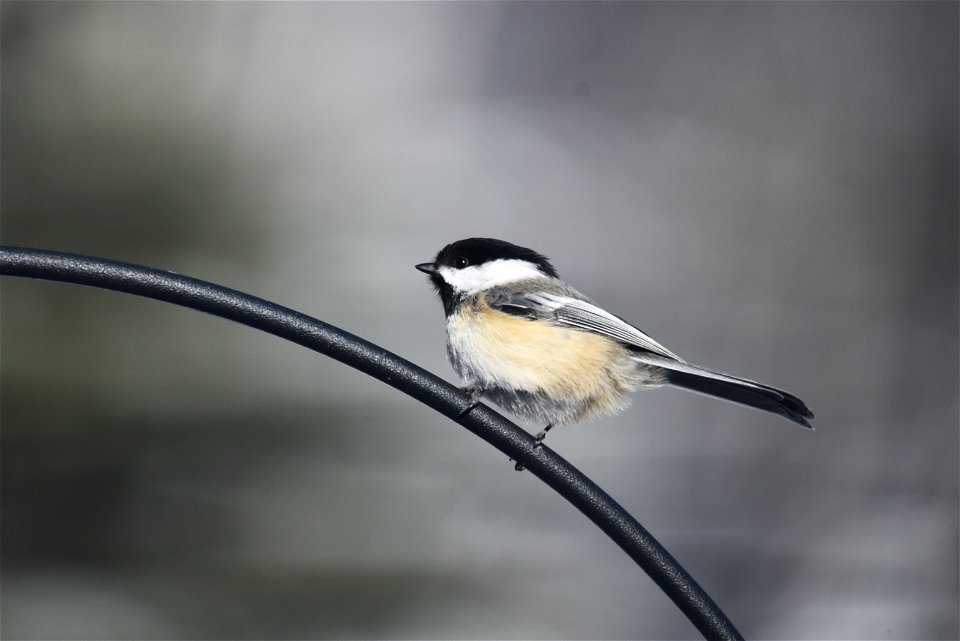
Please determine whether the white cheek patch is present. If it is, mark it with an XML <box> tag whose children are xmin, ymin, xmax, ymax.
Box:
<box><xmin>438</xmin><ymin>259</ymin><xmax>549</xmax><ymax>294</ymax></box>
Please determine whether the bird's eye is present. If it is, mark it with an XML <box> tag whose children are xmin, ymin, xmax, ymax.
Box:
<box><xmin>454</xmin><ymin>256</ymin><xmax>469</xmax><ymax>269</ymax></box>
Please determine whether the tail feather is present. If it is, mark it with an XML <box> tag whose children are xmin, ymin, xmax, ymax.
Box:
<box><xmin>635</xmin><ymin>353</ymin><xmax>814</xmax><ymax>428</ymax></box>
<box><xmin>666</xmin><ymin>369</ymin><xmax>814</xmax><ymax>428</ymax></box>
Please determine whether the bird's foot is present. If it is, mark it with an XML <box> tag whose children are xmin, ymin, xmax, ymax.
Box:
<box><xmin>456</xmin><ymin>385</ymin><xmax>485</xmax><ymax>418</ymax></box>
<box><xmin>513</xmin><ymin>424</ymin><xmax>553</xmax><ymax>472</ymax></box>
<box><xmin>533</xmin><ymin>424</ymin><xmax>553</xmax><ymax>446</ymax></box>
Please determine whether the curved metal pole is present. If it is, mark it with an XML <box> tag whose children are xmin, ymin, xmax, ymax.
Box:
<box><xmin>0</xmin><ymin>246</ymin><xmax>743</xmax><ymax>641</ymax></box>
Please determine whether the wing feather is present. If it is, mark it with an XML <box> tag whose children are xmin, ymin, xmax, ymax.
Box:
<box><xmin>486</xmin><ymin>289</ymin><xmax>683</xmax><ymax>361</ymax></box>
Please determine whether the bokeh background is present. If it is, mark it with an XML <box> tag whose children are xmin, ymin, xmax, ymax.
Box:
<box><xmin>2</xmin><ymin>2</ymin><xmax>957</xmax><ymax>639</ymax></box>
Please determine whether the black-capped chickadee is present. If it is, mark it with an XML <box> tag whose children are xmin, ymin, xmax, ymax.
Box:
<box><xmin>416</xmin><ymin>238</ymin><xmax>813</xmax><ymax>445</ymax></box>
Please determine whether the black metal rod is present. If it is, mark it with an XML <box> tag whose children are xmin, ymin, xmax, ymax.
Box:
<box><xmin>0</xmin><ymin>245</ymin><xmax>743</xmax><ymax>641</ymax></box>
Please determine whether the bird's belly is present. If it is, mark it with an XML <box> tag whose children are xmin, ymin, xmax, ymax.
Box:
<box><xmin>446</xmin><ymin>305</ymin><xmax>663</xmax><ymax>425</ymax></box>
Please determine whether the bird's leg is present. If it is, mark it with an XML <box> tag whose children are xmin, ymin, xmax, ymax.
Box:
<box><xmin>533</xmin><ymin>423</ymin><xmax>554</xmax><ymax>447</ymax></box>
<box><xmin>514</xmin><ymin>424</ymin><xmax>553</xmax><ymax>472</ymax></box>
<box><xmin>456</xmin><ymin>385</ymin><xmax>485</xmax><ymax>417</ymax></box>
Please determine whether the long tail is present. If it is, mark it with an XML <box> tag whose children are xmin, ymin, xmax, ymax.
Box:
<box><xmin>638</xmin><ymin>354</ymin><xmax>814</xmax><ymax>428</ymax></box>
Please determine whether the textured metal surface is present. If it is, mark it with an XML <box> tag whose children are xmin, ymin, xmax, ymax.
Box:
<box><xmin>1</xmin><ymin>246</ymin><xmax>743</xmax><ymax>641</ymax></box>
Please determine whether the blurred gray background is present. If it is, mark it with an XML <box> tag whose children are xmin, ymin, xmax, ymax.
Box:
<box><xmin>2</xmin><ymin>2</ymin><xmax>957</xmax><ymax>639</ymax></box>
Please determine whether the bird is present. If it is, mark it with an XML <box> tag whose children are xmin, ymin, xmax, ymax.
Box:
<box><xmin>416</xmin><ymin>237</ymin><xmax>813</xmax><ymax>450</ymax></box>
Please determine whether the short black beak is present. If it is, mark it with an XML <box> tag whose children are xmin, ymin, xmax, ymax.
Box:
<box><xmin>415</xmin><ymin>262</ymin><xmax>438</xmax><ymax>274</ymax></box>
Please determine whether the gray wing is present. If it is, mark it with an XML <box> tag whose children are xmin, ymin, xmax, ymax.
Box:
<box><xmin>485</xmin><ymin>285</ymin><xmax>814</xmax><ymax>428</ymax></box>
<box><xmin>486</xmin><ymin>288</ymin><xmax>684</xmax><ymax>361</ymax></box>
